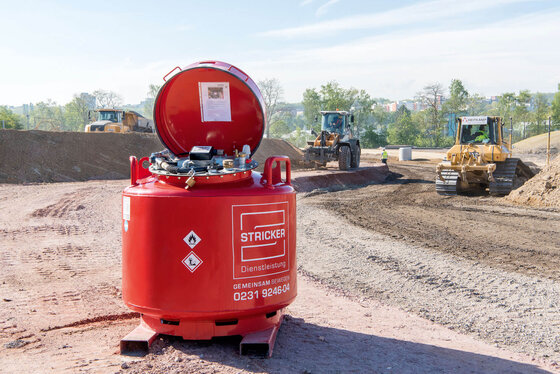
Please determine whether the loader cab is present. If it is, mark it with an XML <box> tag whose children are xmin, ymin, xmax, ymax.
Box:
<box><xmin>459</xmin><ymin>116</ymin><xmax>500</xmax><ymax>145</ymax></box>
<box><xmin>321</xmin><ymin>111</ymin><xmax>348</xmax><ymax>135</ymax></box>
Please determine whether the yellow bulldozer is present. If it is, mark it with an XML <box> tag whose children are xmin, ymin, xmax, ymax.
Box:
<box><xmin>84</xmin><ymin>109</ymin><xmax>154</xmax><ymax>133</ymax></box>
<box><xmin>436</xmin><ymin>116</ymin><xmax>534</xmax><ymax>195</ymax></box>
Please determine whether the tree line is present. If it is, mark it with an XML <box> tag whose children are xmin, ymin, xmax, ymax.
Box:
<box><xmin>0</xmin><ymin>87</ymin><xmax>158</xmax><ymax>131</ymax></box>
<box><xmin>260</xmin><ymin>79</ymin><xmax>560</xmax><ymax>148</ymax></box>
<box><xmin>2</xmin><ymin>80</ymin><xmax>560</xmax><ymax>148</ymax></box>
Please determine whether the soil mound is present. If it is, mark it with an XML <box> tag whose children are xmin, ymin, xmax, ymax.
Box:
<box><xmin>0</xmin><ymin>130</ymin><xmax>163</xmax><ymax>184</ymax></box>
<box><xmin>0</xmin><ymin>130</ymin><xmax>304</xmax><ymax>184</ymax></box>
<box><xmin>506</xmin><ymin>155</ymin><xmax>560</xmax><ymax>208</ymax></box>
<box><xmin>513</xmin><ymin>130</ymin><xmax>560</xmax><ymax>154</ymax></box>
<box><xmin>253</xmin><ymin>138</ymin><xmax>304</xmax><ymax>170</ymax></box>
<box><xmin>291</xmin><ymin>164</ymin><xmax>389</xmax><ymax>192</ymax></box>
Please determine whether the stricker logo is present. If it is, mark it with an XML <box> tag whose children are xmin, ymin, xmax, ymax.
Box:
<box><xmin>232</xmin><ymin>202</ymin><xmax>289</xmax><ymax>279</ymax></box>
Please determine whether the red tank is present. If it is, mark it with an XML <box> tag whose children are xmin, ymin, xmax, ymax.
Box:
<box><xmin>120</xmin><ymin>61</ymin><xmax>296</xmax><ymax>356</ymax></box>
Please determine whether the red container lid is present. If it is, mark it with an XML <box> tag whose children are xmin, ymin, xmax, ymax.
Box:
<box><xmin>154</xmin><ymin>61</ymin><xmax>265</xmax><ymax>157</ymax></box>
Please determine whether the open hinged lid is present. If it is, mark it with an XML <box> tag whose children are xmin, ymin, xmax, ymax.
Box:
<box><xmin>154</xmin><ymin>61</ymin><xmax>266</xmax><ymax>157</ymax></box>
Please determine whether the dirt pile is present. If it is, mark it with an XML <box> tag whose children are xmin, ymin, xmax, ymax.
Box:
<box><xmin>506</xmin><ymin>155</ymin><xmax>560</xmax><ymax>208</ymax></box>
<box><xmin>0</xmin><ymin>130</ymin><xmax>304</xmax><ymax>184</ymax></box>
<box><xmin>291</xmin><ymin>163</ymin><xmax>389</xmax><ymax>192</ymax></box>
<box><xmin>0</xmin><ymin>130</ymin><xmax>163</xmax><ymax>184</ymax></box>
<box><xmin>253</xmin><ymin>137</ymin><xmax>304</xmax><ymax>170</ymax></box>
<box><xmin>513</xmin><ymin>130</ymin><xmax>559</xmax><ymax>154</ymax></box>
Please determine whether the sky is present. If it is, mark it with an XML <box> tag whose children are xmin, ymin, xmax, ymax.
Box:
<box><xmin>1</xmin><ymin>0</ymin><xmax>559</xmax><ymax>106</ymax></box>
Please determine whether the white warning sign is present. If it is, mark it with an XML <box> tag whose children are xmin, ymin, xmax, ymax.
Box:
<box><xmin>182</xmin><ymin>251</ymin><xmax>203</xmax><ymax>273</ymax></box>
<box><xmin>232</xmin><ymin>202</ymin><xmax>290</xmax><ymax>279</ymax></box>
<box><xmin>199</xmin><ymin>82</ymin><xmax>232</xmax><ymax>122</ymax></box>
<box><xmin>184</xmin><ymin>230</ymin><xmax>202</xmax><ymax>249</ymax></box>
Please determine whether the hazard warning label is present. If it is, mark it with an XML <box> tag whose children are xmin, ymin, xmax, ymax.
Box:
<box><xmin>182</xmin><ymin>251</ymin><xmax>203</xmax><ymax>273</ymax></box>
<box><xmin>232</xmin><ymin>202</ymin><xmax>289</xmax><ymax>279</ymax></box>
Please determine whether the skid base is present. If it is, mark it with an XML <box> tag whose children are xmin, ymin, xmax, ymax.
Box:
<box><xmin>120</xmin><ymin>323</ymin><xmax>159</xmax><ymax>355</ymax></box>
<box><xmin>120</xmin><ymin>311</ymin><xmax>284</xmax><ymax>358</ymax></box>
<box><xmin>240</xmin><ymin>314</ymin><xmax>283</xmax><ymax>358</ymax></box>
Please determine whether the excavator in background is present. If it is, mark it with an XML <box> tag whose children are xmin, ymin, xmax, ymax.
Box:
<box><xmin>436</xmin><ymin>116</ymin><xmax>534</xmax><ymax>195</ymax></box>
<box><xmin>84</xmin><ymin>109</ymin><xmax>154</xmax><ymax>133</ymax></box>
<box><xmin>303</xmin><ymin>110</ymin><xmax>361</xmax><ymax>170</ymax></box>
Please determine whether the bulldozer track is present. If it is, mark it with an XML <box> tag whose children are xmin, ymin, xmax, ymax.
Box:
<box><xmin>435</xmin><ymin>170</ymin><xmax>459</xmax><ymax>195</ymax></box>
<box><xmin>488</xmin><ymin>158</ymin><xmax>534</xmax><ymax>196</ymax></box>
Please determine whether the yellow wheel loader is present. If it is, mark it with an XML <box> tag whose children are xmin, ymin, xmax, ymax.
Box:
<box><xmin>436</xmin><ymin>116</ymin><xmax>534</xmax><ymax>196</ymax></box>
<box><xmin>303</xmin><ymin>111</ymin><xmax>361</xmax><ymax>170</ymax></box>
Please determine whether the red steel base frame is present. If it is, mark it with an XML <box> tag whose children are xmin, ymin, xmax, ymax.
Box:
<box><xmin>120</xmin><ymin>309</ymin><xmax>284</xmax><ymax>357</ymax></box>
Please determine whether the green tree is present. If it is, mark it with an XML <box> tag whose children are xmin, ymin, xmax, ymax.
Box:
<box><xmin>302</xmin><ymin>88</ymin><xmax>321</xmax><ymax>132</ymax></box>
<box><xmin>64</xmin><ymin>95</ymin><xmax>90</xmax><ymax>131</ymax></box>
<box><xmin>515</xmin><ymin>91</ymin><xmax>531</xmax><ymax>117</ymax></box>
<box><xmin>270</xmin><ymin>118</ymin><xmax>291</xmax><ymax>138</ymax></box>
<box><xmin>552</xmin><ymin>83</ymin><xmax>560</xmax><ymax>128</ymax></box>
<box><xmin>496</xmin><ymin>92</ymin><xmax>516</xmax><ymax>119</ymax></box>
<box><xmin>0</xmin><ymin>106</ymin><xmax>23</xmax><ymax>129</ymax></box>
<box><xmin>351</xmin><ymin>89</ymin><xmax>375</xmax><ymax>138</ymax></box>
<box><xmin>302</xmin><ymin>81</ymin><xmax>371</xmax><ymax>134</ymax></box>
<box><xmin>443</xmin><ymin>79</ymin><xmax>468</xmax><ymax>115</ymax></box>
<box><xmin>287</xmin><ymin>127</ymin><xmax>309</xmax><ymax>148</ymax></box>
<box><xmin>533</xmin><ymin>93</ymin><xmax>549</xmax><ymax>134</ymax></box>
<box><xmin>387</xmin><ymin>106</ymin><xmax>419</xmax><ymax>145</ymax></box>
<box><xmin>320</xmin><ymin>81</ymin><xmax>356</xmax><ymax>111</ymax></box>
<box><xmin>362</xmin><ymin>126</ymin><xmax>386</xmax><ymax>148</ymax></box>
<box><xmin>416</xmin><ymin>83</ymin><xmax>446</xmax><ymax>146</ymax></box>
<box><xmin>466</xmin><ymin>93</ymin><xmax>489</xmax><ymax>116</ymax></box>
<box><xmin>30</xmin><ymin>100</ymin><xmax>64</xmax><ymax>130</ymax></box>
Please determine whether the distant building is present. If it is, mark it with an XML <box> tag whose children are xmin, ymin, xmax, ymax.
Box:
<box><xmin>384</xmin><ymin>102</ymin><xmax>398</xmax><ymax>112</ymax></box>
<box><xmin>384</xmin><ymin>100</ymin><xmax>428</xmax><ymax>112</ymax></box>
<box><xmin>400</xmin><ymin>100</ymin><xmax>415</xmax><ymax>111</ymax></box>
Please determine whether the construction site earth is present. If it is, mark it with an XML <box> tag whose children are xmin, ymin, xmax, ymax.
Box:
<box><xmin>1</xmin><ymin>130</ymin><xmax>559</xmax><ymax>373</ymax></box>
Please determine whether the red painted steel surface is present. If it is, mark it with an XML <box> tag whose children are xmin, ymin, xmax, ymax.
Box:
<box><xmin>122</xmin><ymin>167</ymin><xmax>296</xmax><ymax>339</ymax></box>
<box><xmin>154</xmin><ymin>61</ymin><xmax>265</xmax><ymax>157</ymax></box>
<box><xmin>122</xmin><ymin>61</ymin><xmax>295</xmax><ymax>343</ymax></box>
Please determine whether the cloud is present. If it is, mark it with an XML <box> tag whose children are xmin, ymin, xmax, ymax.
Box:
<box><xmin>316</xmin><ymin>0</ymin><xmax>340</xmax><ymax>17</ymax></box>
<box><xmin>259</xmin><ymin>0</ymin><xmax>542</xmax><ymax>38</ymax></box>
<box><xmin>246</xmin><ymin>9</ymin><xmax>560</xmax><ymax>101</ymax></box>
<box><xmin>300</xmin><ymin>0</ymin><xmax>315</xmax><ymax>5</ymax></box>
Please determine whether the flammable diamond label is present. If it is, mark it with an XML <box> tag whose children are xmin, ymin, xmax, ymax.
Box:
<box><xmin>182</xmin><ymin>251</ymin><xmax>203</xmax><ymax>273</ymax></box>
<box><xmin>183</xmin><ymin>230</ymin><xmax>201</xmax><ymax>249</ymax></box>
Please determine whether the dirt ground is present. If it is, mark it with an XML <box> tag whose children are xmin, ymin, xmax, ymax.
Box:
<box><xmin>1</xmin><ymin>158</ymin><xmax>559</xmax><ymax>373</ymax></box>
<box><xmin>299</xmin><ymin>158</ymin><xmax>560</xmax><ymax>366</ymax></box>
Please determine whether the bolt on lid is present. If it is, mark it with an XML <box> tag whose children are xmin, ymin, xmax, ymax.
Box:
<box><xmin>153</xmin><ymin>61</ymin><xmax>266</xmax><ymax>158</ymax></box>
